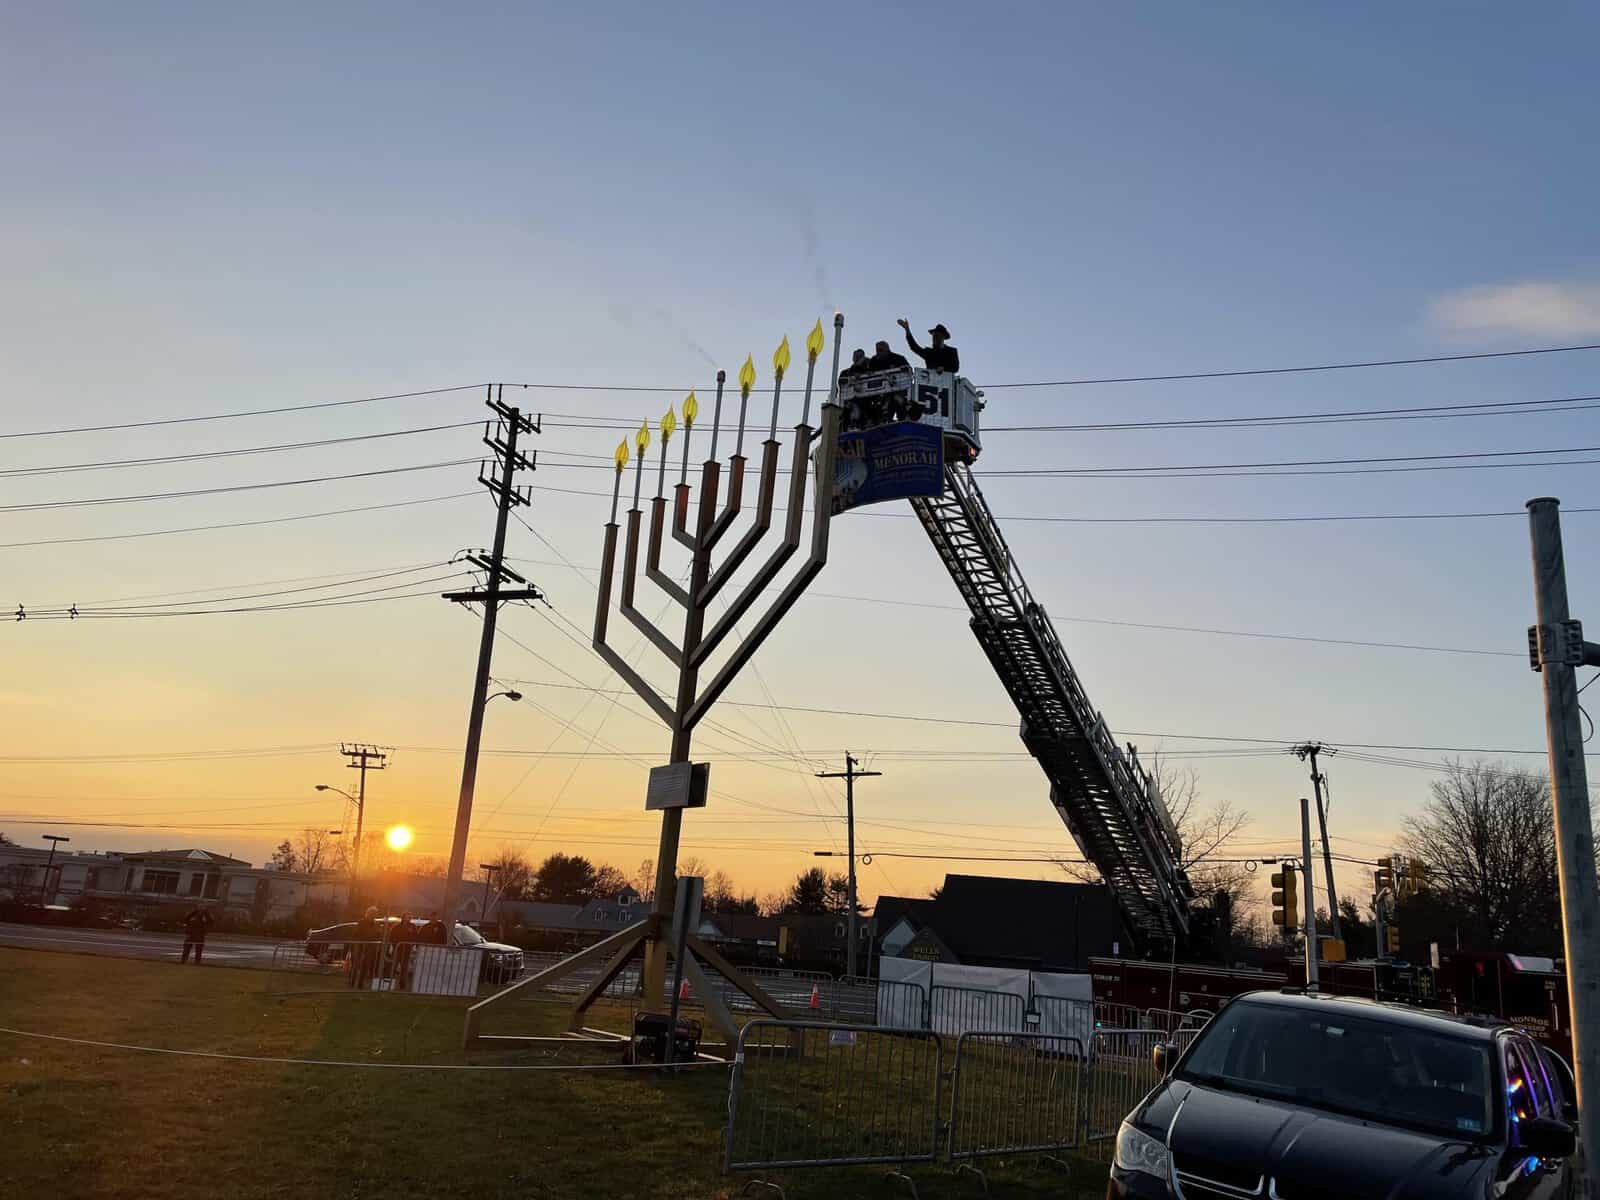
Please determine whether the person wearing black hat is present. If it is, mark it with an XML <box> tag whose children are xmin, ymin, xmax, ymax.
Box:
<box><xmin>897</xmin><ymin>318</ymin><xmax>959</xmax><ymax>373</ymax></box>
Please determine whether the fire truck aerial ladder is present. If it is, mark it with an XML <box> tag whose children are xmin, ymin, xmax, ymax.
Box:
<box><xmin>839</xmin><ymin>367</ymin><xmax>1194</xmax><ymax>949</ymax></box>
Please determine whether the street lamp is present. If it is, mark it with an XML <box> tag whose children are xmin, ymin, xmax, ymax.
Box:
<box><xmin>40</xmin><ymin>835</ymin><xmax>69</xmax><ymax>906</ymax></box>
<box><xmin>487</xmin><ymin>689</ymin><xmax>523</xmax><ymax>704</ymax></box>
<box><xmin>317</xmin><ymin>784</ymin><xmax>363</xmax><ymax>913</ymax></box>
<box><xmin>479</xmin><ymin>862</ymin><xmax>499</xmax><ymax>929</ymax></box>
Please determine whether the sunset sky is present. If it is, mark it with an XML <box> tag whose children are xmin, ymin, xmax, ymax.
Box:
<box><xmin>4</xmin><ymin>3</ymin><xmax>1599</xmax><ymax>913</ymax></box>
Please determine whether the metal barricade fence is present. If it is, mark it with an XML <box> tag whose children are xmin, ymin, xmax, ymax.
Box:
<box><xmin>948</xmin><ymin>1031</ymin><xmax>1086</xmax><ymax>1162</ymax></box>
<box><xmin>1081</xmin><ymin>1029</ymin><xmax>1167</xmax><ymax>1159</ymax></box>
<box><xmin>1093</xmin><ymin>1001</ymin><xmax>1144</xmax><ymax>1031</ymax></box>
<box><xmin>929</xmin><ymin>985</ymin><xmax>1026</xmax><ymax>1038</ymax></box>
<box><xmin>726</xmin><ymin>1020</ymin><xmax>944</xmax><ymax>1171</ymax></box>
<box><xmin>267</xmin><ymin>939</ymin><xmax>483</xmax><ymax>997</ymax></box>
<box><xmin>1032</xmin><ymin>994</ymin><xmax>1094</xmax><ymax>1044</ymax></box>
<box><xmin>1144</xmin><ymin>1006</ymin><xmax>1212</xmax><ymax>1035</ymax></box>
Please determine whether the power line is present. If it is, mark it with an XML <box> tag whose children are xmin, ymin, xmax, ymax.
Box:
<box><xmin>526</xmin><ymin>479</ymin><xmax>1600</xmax><ymax>526</ymax></box>
<box><xmin>0</xmin><ymin>421</ymin><xmax>482</xmax><ymax>479</ymax></box>
<box><xmin>501</xmin><ymin>553</ymin><xmax>1514</xmax><ymax>659</ymax></box>
<box><xmin>501</xmin><ymin>342</ymin><xmax>1600</xmax><ymax>393</ymax></box>
<box><xmin>540</xmin><ymin>391</ymin><xmax>1600</xmax><ymax>435</ymax></box>
<box><xmin>0</xmin><ymin>492</ymin><xmax>478</xmax><ymax>550</ymax></box>
<box><xmin>0</xmin><ymin>459</ymin><xmax>478</xmax><ymax>513</ymax></box>
<box><xmin>0</xmin><ymin>384</ymin><xmax>488</xmax><ymax>441</ymax></box>
<box><xmin>495</xmin><ymin>678</ymin><xmax>1588</xmax><ymax>757</ymax></box>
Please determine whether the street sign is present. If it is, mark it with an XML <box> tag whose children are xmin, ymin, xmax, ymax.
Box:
<box><xmin>645</xmin><ymin>762</ymin><xmax>710</xmax><ymax>810</ymax></box>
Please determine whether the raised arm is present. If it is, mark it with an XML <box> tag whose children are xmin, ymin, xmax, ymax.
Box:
<box><xmin>897</xmin><ymin>317</ymin><xmax>927</xmax><ymax>361</ymax></box>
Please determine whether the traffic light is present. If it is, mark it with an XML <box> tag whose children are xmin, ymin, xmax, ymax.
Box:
<box><xmin>1385</xmin><ymin>926</ymin><xmax>1401</xmax><ymax>955</ymax></box>
<box><xmin>1375</xmin><ymin>857</ymin><xmax>1395</xmax><ymax>893</ymax></box>
<box><xmin>1271</xmin><ymin>866</ymin><xmax>1298</xmax><ymax>931</ymax></box>
<box><xmin>1403</xmin><ymin>860</ymin><xmax>1428</xmax><ymax>897</ymax></box>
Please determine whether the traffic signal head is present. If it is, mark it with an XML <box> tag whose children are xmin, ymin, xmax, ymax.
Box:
<box><xmin>1385</xmin><ymin>926</ymin><xmax>1401</xmax><ymax>955</ymax></box>
<box><xmin>1270</xmin><ymin>866</ymin><xmax>1298</xmax><ymax>929</ymax></box>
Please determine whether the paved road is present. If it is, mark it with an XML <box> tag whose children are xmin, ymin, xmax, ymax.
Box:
<box><xmin>0</xmin><ymin>922</ymin><xmax>285</xmax><ymax>966</ymax></box>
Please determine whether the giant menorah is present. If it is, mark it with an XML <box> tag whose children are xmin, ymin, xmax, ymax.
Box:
<box><xmin>464</xmin><ymin>313</ymin><xmax>845</xmax><ymax>1049</ymax></box>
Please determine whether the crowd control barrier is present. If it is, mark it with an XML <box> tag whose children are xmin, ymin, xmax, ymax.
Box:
<box><xmin>947</xmin><ymin>1031</ymin><xmax>1086</xmax><ymax>1163</ymax></box>
<box><xmin>725</xmin><ymin>1020</ymin><xmax>945</xmax><ymax>1171</ymax></box>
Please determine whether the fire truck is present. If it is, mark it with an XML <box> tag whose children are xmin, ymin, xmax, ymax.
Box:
<box><xmin>1090</xmin><ymin>952</ymin><xmax>1572</xmax><ymax>1060</ymax></box>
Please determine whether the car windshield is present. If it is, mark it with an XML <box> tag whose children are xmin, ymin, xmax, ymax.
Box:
<box><xmin>1177</xmin><ymin>1000</ymin><xmax>1495</xmax><ymax>1140</ymax></box>
<box><xmin>451</xmin><ymin>924</ymin><xmax>484</xmax><ymax>946</ymax></box>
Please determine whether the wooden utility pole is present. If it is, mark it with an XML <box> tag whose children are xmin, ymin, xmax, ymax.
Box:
<box><xmin>439</xmin><ymin>387</ymin><xmax>541</xmax><ymax>928</ymax></box>
<box><xmin>815</xmin><ymin>752</ymin><xmax>881</xmax><ymax>978</ymax></box>
<box><xmin>1526</xmin><ymin>496</ymin><xmax>1600</xmax><ymax>1192</ymax></box>
<box><xmin>1292</xmin><ymin>741</ymin><xmax>1341</xmax><ymax>940</ymax></box>
<box><xmin>339</xmin><ymin>743</ymin><xmax>387</xmax><ymax>912</ymax></box>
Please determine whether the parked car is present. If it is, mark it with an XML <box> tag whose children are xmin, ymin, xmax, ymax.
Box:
<box><xmin>1109</xmin><ymin>990</ymin><xmax>1577</xmax><ymax>1199</ymax></box>
<box><xmin>304</xmin><ymin>918</ymin><xmax>523</xmax><ymax>985</ymax></box>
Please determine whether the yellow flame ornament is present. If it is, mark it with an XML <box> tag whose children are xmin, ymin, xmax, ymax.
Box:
<box><xmin>738</xmin><ymin>354</ymin><xmax>756</xmax><ymax>396</ymax></box>
<box><xmin>614</xmin><ymin>439</ymin><xmax>629</xmax><ymax>470</ymax></box>
<box><xmin>805</xmin><ymin>318</ymin><xmax>825</xmax><ymax>362</ymax></box>
<box><xmin>660</xmin><ymin>406</ymin><xmax>677</xmax><ymax>441</ymax></box>
<box><xmin>635</xmin><ymin>420</ymin><xmax>650</xmax><ymax>454</ymax></box>
<box><xmin>682</xmin><ymin>390</ymin><xmax>698</xmax><ymax>427</ymax></box>
<box><xmin>772</xmin><ymin>336</ymin><xmax>792</xmax><ymax>377</ymax></box>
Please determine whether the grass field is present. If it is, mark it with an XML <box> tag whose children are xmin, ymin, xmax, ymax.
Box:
<box><xmin>0</xmin><ymin>948</ymin><xmax>1108</xmax><ymax>1199</ymax></box>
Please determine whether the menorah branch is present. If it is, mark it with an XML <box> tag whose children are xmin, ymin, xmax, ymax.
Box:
<box><xmin>592</xmin><ymin>522</ymin><xmax>676</xmax><ymax>726</ymax></box>
<box><xmin>618</xmin><ymin>506</ymin><xmax>684</xmax><ymax>668</ymax></box>
<box><xmin>690</xmin><ymin>425</ymin><xmax>813</xmax><ymax>668</ymax></box>
<box><xmin>645</xmin><ymin>497</ymin><xmax>690</xmax><ymax>608</ymax></box>
<box><xmin>697</xmin><ymin>437</ymin><xmax>781</xmax><ymax>608</ymax></box>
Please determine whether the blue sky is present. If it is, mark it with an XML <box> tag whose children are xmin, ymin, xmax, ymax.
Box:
<box><xmin>3</xmin><ymin>3</ymin><xmax>1598</xmax><ymax>910</ymax></box>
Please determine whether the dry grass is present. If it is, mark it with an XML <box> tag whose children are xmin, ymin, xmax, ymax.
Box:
<box><xmin>0</xmin><ymin>947</ymin><xmax>1108</xmax><ymax>1199</ymax></box>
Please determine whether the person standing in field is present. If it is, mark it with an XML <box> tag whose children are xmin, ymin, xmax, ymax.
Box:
<box><xmin>180</xmin><ymin>904</ymin><xmax>211</xmax><ymax>965</ymax></box>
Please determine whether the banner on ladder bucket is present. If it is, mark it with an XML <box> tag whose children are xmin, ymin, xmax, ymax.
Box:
<box><xmin>830</xmin><ymin>422</ymin><xmax>943</xmax><ymax>514</ymax></box>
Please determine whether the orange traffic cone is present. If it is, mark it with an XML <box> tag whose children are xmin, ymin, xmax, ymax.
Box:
<box><xmin>809</xmin><ymin>984</ymin><xmax>821</xmax><ymax>1010</ymax></box>
<box><xmin>679</xmin><ymin>978</ymin><xmax>690</xmax><ymax>1001</ymax></box>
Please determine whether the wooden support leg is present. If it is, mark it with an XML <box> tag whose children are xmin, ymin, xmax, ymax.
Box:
<box><xmin>462</xmin><ymin>920</ymin><xmax>652</xmax><ymax>1049</ymax></box>
<box><xmin>673</xmin><ymin>948</ymin><xmax>741</xmax><ymax>1049</ymax></box>
<box><xmin>567</xmin><ymin>931</ymin><xmax>649</xmax><ymax>1032</ymax></box>
<box><xmin>685</xmin><ymin>933</ymin><xmax>791</xmax><ymax>1019</ymax></box>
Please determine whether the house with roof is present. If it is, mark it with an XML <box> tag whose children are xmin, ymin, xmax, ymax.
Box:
<box><xmin>871</xmin><ymin>874</ymin><xmax>1126</xmax><ymax>973</ymax></box>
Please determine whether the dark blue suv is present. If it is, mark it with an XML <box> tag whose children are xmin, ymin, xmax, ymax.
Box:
<box><xmin>1109</xmin><ymin>991</ymin><xmax>1577</xmax><ymax>1199</ymax></box>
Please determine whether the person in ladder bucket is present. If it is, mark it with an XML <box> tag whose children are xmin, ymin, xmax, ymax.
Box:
<box><xmin>897</xmin><ymin>317</ymin><xmax>959</xmax><ymax>373</ymax></box>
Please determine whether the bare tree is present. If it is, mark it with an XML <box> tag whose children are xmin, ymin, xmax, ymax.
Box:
<box><xmin>592</xmin><ymin>863</ymin><xmax>630</xmax><ymax>898</ymax></box>
<box><xmin>476</xmin><ymin>846</ymin><xmax>534</xmax><ymax>902</ymax></box>
<box><xmin>1059</xmin><ymin>758</ymin><xmax>1254</xmax><ymax>906</ymax></box>
<box><xmin>1400</xmin><ymin>759</ymin><xmax>1560</xmax><ymax>951</ymax></box>
<box><xmin>676</xmin><ymin>854</ymin><xmax>709</xmax><ymax>880</ymax></box>
<box><xmin>294</xmin><ymin>828</ymin><xmax>341</xmax><ymax>875</ymax></box>
<box><xmin>631</xmin><ymin>859</ymin><xmax>655</xmax><ymax>901</ymax></box>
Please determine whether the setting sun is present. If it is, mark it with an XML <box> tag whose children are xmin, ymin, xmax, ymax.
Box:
<box><xmin>384</xmin><ymin>825</ymin><xmax>413</xmax><ymax>852</ymax></box>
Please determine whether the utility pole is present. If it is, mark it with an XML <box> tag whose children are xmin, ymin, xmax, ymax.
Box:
<box><xmin>39</xmin><ymin>834</ymin><xmax>69</xmax><ymax>905</ymax></box>
<box><xmin>1300</xmin><ymin>796</ymin><xmax>1319</xmax><ymax>989</ymax></box>
<box><xmin>815</xmin><ymin>752</ymin><xmax>882</xmax><ymax>978</ymax></box>
<box><xmin>1291</xmin><ymin>742</ymin><xmax>1341</xmax><ymax>940</ymax></box>
<box><xmin>440</xmin><ymin>386</ymin><xmax>542</xmax><ymax>929</ymax></box>
<box><xmin>339</xmin><ymin>743</ymin><xmax>387</xmax><ymax>911</ymax></box>
<box><xmin>1526</xmin><ymin>497</ymin><xmax>1600</xmax><ymax>1191</ymax></box>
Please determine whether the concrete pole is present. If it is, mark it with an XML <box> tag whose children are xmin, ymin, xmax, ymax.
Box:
<box><xmin>1301</xmin><ymin>796</ymin><xmax>1319</xmax><ymax>989</ymax></box>
<box><xmin>1527</xmin><ymin>497</ymin><xmax>1600</xmax><ymax>1190</ymax></box>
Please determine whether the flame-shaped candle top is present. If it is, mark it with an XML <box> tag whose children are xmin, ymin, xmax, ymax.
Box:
<box><xmin>738</xmin><ymin>354</ymin><xmax>756</xmax><ymax>396</ymax></box>
<box><xmin>682</xmin><ymin>389</ymin><xmax>698</xmax><ymax>426</ymax></box>
<box><xmin>805</xmin><ymin>318</ymin><xmax>825</xmax><ymax>361</ymax></box>
<box><xmin>773</xmin><ymin>335</ymin><xmax>791</xmax><ymax>376</ymax></box>
<box><xmin>614</xmin><ymin>438</ymin><xmax>629</xmax><ymax>470</ymax></box>
<box><xmin>660</xmin><ymin>405</ymin><xmax>677</xmax><ymax>441</ymax></box>
<box><xmin>635</xmin><ymin>420</ymin><xmax>650</xmax><ymax>454</ymax></box>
